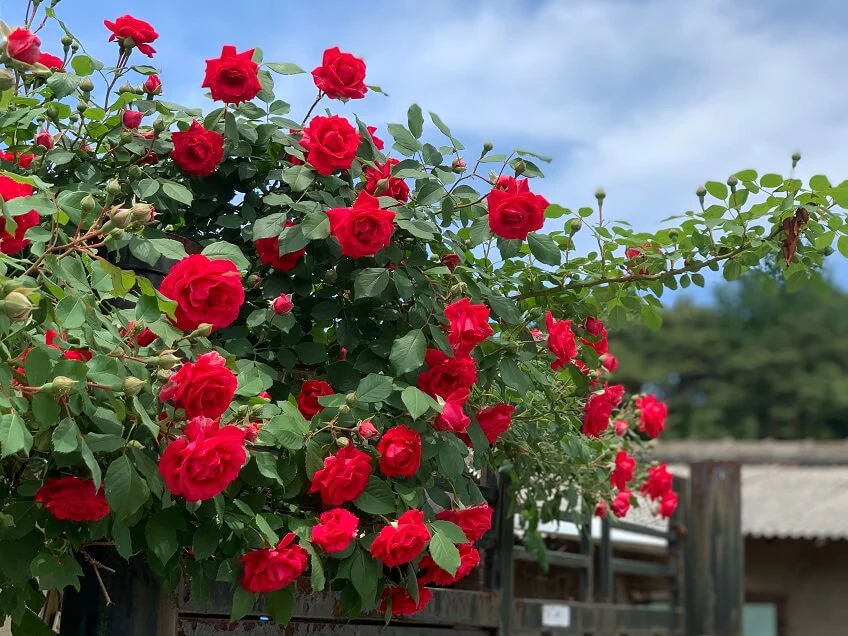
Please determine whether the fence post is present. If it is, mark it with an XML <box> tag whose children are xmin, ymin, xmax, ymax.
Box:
<box><xmin>684</xmin><ymin>462</ymin><xmax>743</xmax><ymax>636</ymax></box>
<box><xmin>494</xmin><ymin>475</ymin><xmax>514</xmax><ymax>636</ymax></box>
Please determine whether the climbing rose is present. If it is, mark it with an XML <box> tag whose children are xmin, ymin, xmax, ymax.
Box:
<box><xmin>0</xmin><ymin>176</ymin><xmax>39</xmax><ymax>255</ymax></box>
<box><xmin>445</xmin><ymin>298</ymin><xmax>493</xmax><ymax>356</ymax></box>
<box><xmin>434</xmin><ymin>388</ymin><xmax>471</xmax><ymax>433</ymax></box>
<box><xmin>545</xmin><ymin>311</ymin><xmax>577</xmax><ymax>370</ymax></box>
<box><xmin>240</xmin><ymin>532</ymin><xmax>308</xmax><ymax>593</ymax></box>
<box><xmin>611</xmin><ymin>490</ymin><xmax>632</xmax><ymax>518</ymax></box>
<box><xmin>364</xmin><ymin>125</ymin><xmax>384</xmax><ymax>150</ymax></box>
<box><xmin>159</xmin><ymin>254</ymin><xmax>244</xmax><ymax>332</ymax></box>
<box><xmin>614</xmin><ymin>419</ymin><xmax>629</xmax><ymax>437</ymax></box>
<box><xmin>436</xmin><ymin>504</ymin><xmax>493</xmax><ymax>542</ymax></box>
<box><xmin>476</xmin><ymin>404</ymin><xmax>515</xmax><ymax>444</ymax></box>
<box><xmin>601</xmin><ymin>353</ymin><xmax>618</xmax><ymax>373</ymax></box>
<box><xmin>419</xmin><ymin>543</ymin><xmax>481</xmax><ymax>586</ymax></box>
<box><xmin>357</xmin><ymin>421</ymin><xmax>379</xmax><ymax>440</ymax></box>
<box><xmin>255</xmin><ymin>221</ymin><xmax>305</xmax><ymax>271</ymax></box>
<box><xmin>312</xmin><ymin>47</ymin><xmax>367</xmax><ymax>100</ymax></box>
<box><xmin>487</xmin><ymin>177</ymin><xmax>548</xmax><ymax>240</ymax></box>
<box><xmin>381</xmin><ymin>584</ymin><xmax>432</xmax><ymax>617</ymax></box>
<box><xmin>376</xmin><ymin>425</ymin><xmax>422</xmax><ymax>478</ymax></box>
<box><xmin>417</xmin><ymin>349</ymin><xmax>477</xmax><ymax>400</ymax></box>
<box><xmin>202</xmin><ymin>45</ymin><xmax>261</xmax><ymax>104</ymax></box>
<box><xmin>160</xmin><ymin>352</ymin><xmax>237</xmax><ymax>420</ymax></box>
<box><xmin>122</xmin><ymin>110</ymin><xmax>143</xmax><ymax>129</ymax></box>
<box><xmin>170</xmin><ymin>121</ymin><xmax>225</xmax><ymax>177</ymax></box>
<box><xmin>641</xmin><ymin>464</ymin><xmax>674</xmax><ymax>500</ymax></box>
<box><xmin>308</xmin><ymin>446</ymin><xmax>371</xmax><ymax>506</ymax></box>
<box><xmin>610</xmin><ymin>450</ymin><xmax>636</xmax><ymax>490</ymax></box>
<box><xmin>103</xmin><ymin>15</ymin><xmax>159</xmax><ymax>57</ymax></box>
<box><xmin>37</xmin><ymin>52</ymin><xmax>64</xmax><ymax>70</ymax></box>
<box><xmin>297</xmin><ymin>380</ymin><xmax>334</xmax><ymax>419</ymax></box>
<box><xmin>6</xmin><ymin>28</ymin><xmax>40</xmax><ymax>65</ymax></box>
<box><xmin>159</xmin><ymin>417</ymin><xmax>247</xmax><ymax>502</ymax></box>
<box><xmin>143</xmin><ymin>74</ymin><xmax>162</xmax><ymax>94</ymax></box>
<box><xmin>636</xmin><ymin>395</ymin><xmax>668</xmax><ymax>438</ymax></box>
<box><xmin>301</xmin><ymin>114</ymin><xmax>359</xmax><ymax>175</ymax></box>
<box><xmin>441</xmin><ymin>253</ymin><xmax>460</xmax><ymax>271</ymax></box>
<box><xmin>659</xmin><ymin>491</ymin><xmax>679</xmax><ymax>518</ymax></box>
<box><xmin>0</xmin><ymin>151</ymin><xmax>34</xmax><ymax>168</ymax></box>
<box><xmin>35</xmin><ymin>130</ymin><xmax>54</xmax><ymax>148</ymax></box>
<box><xmin>311</xmin><ymin>508</ymin><xmax>359</xmax><ymax>553</ymax></box>
<box><xmin>363</xmin><ymin>158</ymin><xmax>410</xmax><ymax>201</ymax></box>
<box><xmin>35</xmin><ymin>476</ymin><xmax>110</xmax><ymax>522</ymax></box>
<box><xmin>123</xmin><ymin>321</ymin><xmax>157</xmax><ymax>347</ymax></box>
<box><xmin>583</xmin><ymin>384</ymin><xmax>625</xmax><ymax>437</ymax></box>
<box><xmin>370</xmin><ymin>509</ymin><xmax>430</xmax><ymax>567</ymax></box>
<box><xmin>327</xmin><ymin>191</ymin><xmax>396</xmax><ymax>258</ymax></box>
<box><xmin>582</xmin><ymin>317</ymin><xmax>609</xmax><ymax>355</ymax></box>
<box><xmin>626</xmin><ymin>243</ymin><xmax>655</xmax><ymax>275</ymax></box>
<box><xmin>45</xmin><ymin>330</ymin><xmax>91</xmax><ymax>362</ymax></box>
<box><xmin>595</xmin><ymin>502</ymin><xmax>608</xmax><ymax>518</ymax></box>
<box><xmin>270</xmin><ymin>293</ymin><xmax>293</xmax><ymax>315</ymax></box>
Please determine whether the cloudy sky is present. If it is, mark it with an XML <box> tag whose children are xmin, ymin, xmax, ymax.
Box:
<box><xmin>6</xmin><ymin>0</ymin><xmax>848</xmax><ymax>292</ymax></box>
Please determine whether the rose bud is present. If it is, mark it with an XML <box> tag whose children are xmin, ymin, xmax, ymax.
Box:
<box><xmin>143</xmin><ymin>74</ymin><xmax>162</xmax><ymax>94</ymax></box>
<box><xmin>337</xmin><ymin>347</ymin><xmax>347</xmax><ymax>361</ymax></box>
<box><xmin>35</xmin><ymin>130</ymin><xmax>54</xmax><ymax>149</ymax></box>
<box><xmin>270</xmin><ymin>293</ymin><xmax>293</xmax><ymax>315</ymax></box>
<box><xmin>452</xmin><ymin>158</ymin><xmax>467</xmax><ymax>173</ymax></box>
<box><xmin>122</xmin><ymin>110</ymin><xmax>143</xmax><ymax>129</ymax></box>
<box><xmin>258</xmin><ymin>391</ymin><xmax>271</xmax><ymax>401</ymax></box>
<box><xmin>110</xmin><ymin>209</ymin><xmax>133</xmax><ymax>229</ymax></box>
<box><xmin>122</xmin><ymin>377</ymin><xmax>146</xmax><ymax>397</ymax></box>
<box><xmin>614</xmin><ymin>419</ymin><xmax>629</xmax><ymax>437</ymax></box>
<box><xmin>130</xmin><ymin>202</ymin><xmax>155</xmax><ymax>225</ymax></box>
<box><xmin>244</xmin><ymin>422</ymin><xmax>261</xmax><ymax>442</ymax></box>
<box><xmin>357</xmin><ymin>421</ymin><xmax>379</xmax><ymax>440</ymax></box>
<box><xmin>48</xmin><ymin>376</ymin><xmax>78</xmax><ymax>396</ymax></box>
<box><xmin>0</xmin><ymin>69</ymin><xmax>15</xmax><ymax>92</ymax></box>
<box><xmin>2</xmin><ymin>291</ymin><xmax>33</xmax><ymax>322</ymax></box>
<box><xmin>601</xmin><ymin>354</ymin><xmax>619</xmax><ymax>373</ymax></box>
<box><xmin>441</xmin><ymin>253</ymin><xmax>460</xmax><ymax>272</ymax></box>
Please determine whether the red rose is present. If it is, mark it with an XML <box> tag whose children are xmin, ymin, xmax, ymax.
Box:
<box><xmin>104</xmin><ymin>15</ymin><xmax>158</xmax><ymax>57</ymax></box>
<box><xmin>0</xmin><ymin>210</ymin><xmax>40</xmax><ymax>255</ymax></box>
<box><xmin>312</xmin><ymin>47</ymin><xmax>368</xmax><ymax>100</ymax></box>
<box><xmin>545</xmin><ymin>311</ymin><xmax>577</xmax><ymax>370</ymax></box>
<box><xmin>595</xmin><ymin>502</ymin><xmax>608</xmax><ymax>518</ymax></box>
<box><xmin>243</xmin><ymin>422</ymin><xmax>261</xmax><ymax>442</ymax></box>
<box><xmin>35</xmin><ymin>130</ymin><xmax>54</xmax><ymax>149</ymax></box>
<box><xmin>170</xmin><ymin>121</ymin><xmax>224</xmax><ymax>177</ymax></box>
<box><xmin>160</xmin><ymin>351</ymin><xmax>237</xmax><ymax>420</ymax></box>
<box><xmin>610</xmin><ymin>450</ymin><xmax>636</xmax><ymax>490</ymax></box>
<box><xmin>582</xmin><ymin>387</ymin><xmax>620</xmax><ymax>437</ymax></box>
<box><xmin>605</xmin><ymin>383</ymin><xmax>625</xmax><ymax>408</ymax></box>
<box><xmin>6</xmin><ymin>28</ymin><xmax>41</xmax><ymax>65</ymax></box>
<box><xmin>35</xmin><ymin>476</ymin><xmax>109</xmax><ymax>522</ymax></box>
<box><xmin>417</xmin><ymin>349</ymin><xmax>477</xmax><ymax>399</ymax></box>
<box><xmin>363</xmin><ymin>158</ymin><xmax>410</xmax><ymax>202</ymax></box>
<box><xmin>419</xmin><ymin>543</ymin><xmax>480</xmax><ymax>585</ymax></box>
<box><xmin>202</xmin><ymin>45</ymin><xmax>261</xmax><ymax>104</ymax></box>
<box><xmin>255</xmin><ymin>221</ymin><xmax>305</xmax><ymax>271</ymax></box>
<box><xmin>445</xmin><ymin>298</ymin><xmax>493</xmax><ymax>356</ymax></box>
<box><xmin>0</xmin><ymin>151</ymin><xmax>35</xmax><ymax>168</ymax></box>
<box><xmin>625</xmin><ymin>243</ymin><xmax>657</xmax><ymax>275</ymax></box>
<box><xmin>37</xmin><ymin>52</ymin><xmax>64</xmax><ymax>71</ymax></box>
<box><xmin>434</xmin><ymin>388</ymin><xmax>471</xmax><ymax>433</ymax></box>
<box><xmin>143</xmin><ymin>74</ymin><xmax>162</xmax><ymax>94</ymax></box>
<box><xmin>308</xmin><ymin>446</ymin><xmax>371</xmax><ymax>505</ymax></box>
<box><xmin>601</xmin><ymin>353</ymin><xmax>618</xmax><ymax>373</ymax></box>
<box><xmin>435</xmin><ymin>504</ymin><xmax>493</xmax><ymax>542</ymax></box>
<box><xmin>159</xmin><ymin>254</ymin><xmax>244</xmax><ymax>332</ymax></box>
<box><xmin>122</xmin><ymin>321</ymin><xmax>158</xmax><ymax>347</ymax></box>
<box><xmin>441</xmin><ymin>253</ymin><xmax>460</xmax><ymax>271</ymax></box>
<box><xmin>581</xmin><ymin>317</ymin><xmax>609</xmax><ymax>355</ymax></box>
<box><xmin>370</xmin><ymin>509</ymin><xmax>430</xmax><ymax>567</ymax></box>
<box><xmin>364</xmin><ymin>126</ymin><xmax>384</xmax><ymax>150</ymax></box>
<box><xmin>614</xmin><ymin>419</ymin><xmax>629</xmax><ymax>437</ymax></box>
<box><xmin>159</xmin><ymin>416</ymin><xmax>247</xmax><ymax>502</ymax></box>
<box><xmin>641</xmin><ymin>464</ymin><xmax>673</xmax><ymax>500</ymax></box>
<box><xmin>297</xmin><ymin>380</ymin><xmax>334</xmax><ymax>419</ymax></box>
<box><xmin>270</xmin><ymin>293</ymin><xmax>293</xmax><ymax>315</ymax></box>
<box><xmin>240</xmin><ymin>532</ymin><xmax>308</xmax><ymax>593</ymax></box>
<box><xmin>301</xmin><ymin>115</ymin><xmax>359</xmax><ymax>176</ymax></box>
<box><xmin>476</xmin><ymin>404</ymin><xmax>515</xmax><ymax>444</ymax></box>
<box><xmin>327</xmin><ymin>191</ymin><xmax>396</xmax><ymax>258</ymax></box>
<box><xmin>357</xmin><ymin>421</ymin><xmax>378</xmax><ymax>440</ymax></box>
<box><xmin>636</xmin><ymin>395</ymin><xmax>667</xmax><ymax>438</ymax></box>
<box><xmin>45</xmin><ymin>329</ymin><xmax>91</xmax><ymax>362</ymax></box>
<box><xmin>122</xmin><ymin>110</ymin><xmax>143</xmax><ymax>129</ymax></box>
<box><xmin>487</xmin><ymin>177</ymin><xmax>548</xmax><ymax>240</ymax></box>
<box><xmin>611</xmin><ymin>490</ymin><xmax>632</xmax><ymax>518</ymax></box>
<box><xmin>381</xmin><ymin>584</ymin><xmax>432</xmax><ymax>617</ymax></box>
<box><xmin>377</xmin><ymin>425</ymin><xmax>421</xmax><ymax>478</ymax></box>
<box><xmin>310</xmin><ymin>508</ymin><xmax>359</xmax><ymax>553</ymax></box>
<box><xmin>659</xmin><ymin>491</ymin><xmax>678</xmax><ymax>518</ymax></box>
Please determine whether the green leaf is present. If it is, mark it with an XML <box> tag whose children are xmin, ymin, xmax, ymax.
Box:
<box><xmin>389</xmin><ymin>331</ymin><xmax>426</xmax><ymax>375</ymax></box>
<box><xmin>527</xmin><ymin>232</ymin><xmax>562</xmax><ymax>265</ymax></box>
<box><xmin>79</xmin><ymin>438</ymin><xmax>102</xmax><ymax>489</ymax></box>
<box><xmin>354</xmin><ymin>476</ymin><xmax>396</xmax><ymax>514</ymax></box>
<box><xmin>55</xmin><ymin>295</ymin><xmax>88</xmax><ymax>329</ymax></box>
<box><xmin>407</xmin><ymin>104</ymin><xmax>424</xmax><ymax>138</ymax></box>
<box><xmin>46</xmin><ymin>73</ymin><xmax>81</xmax><ymax>99</ymax></box>
<box><xmin>705</xmin><ymin>181</ymin><xmax>728</xmax><ymax>199</ymax></box>
<box><xmin>265</xmin><ymin>588</ymin><xmax>295</xmax><ymax>625</ymax></box>
<box><xmin>161</xmin><ymin>181</ymin><xmax>194</xmax><ymax>206</ymax></box>
<box><xmin>469</xmin><ymin>215</ymin><xmax>492</xmax><ymax>246</ymax></box>
<box><xmin>30</xmin><ymin>552</ymin><xmax>84</xmax><ymax>591</ymax></box>
<box><xmin>838</xmin><ymin>235</ymin><xmax>848</xmax><ymax>258</ymax></box>
<box><xmin>105</xmin><ymin>455</ymin><xmax>150</xmax><ymax>520</ymax></box>
<box><xmin>500</xmin><ymin>358</ymin><xmax>534</xmax><ymax>394</ymax></box>
<box><xmin>193</xmin><ymin>523</ymin><xmax>220</xmax><ymax>561</ymax></box>
<box><xmin>428</xmin><ymin>530</ymin><xmax>458</xmax><ymax>576</ymax></box>
<box><xmin>387</xmin><ymin>123</ymin><xmax>422</xmax><ymax>155</ymax></box>
<box><xmin>430</xmin><ymin>520</ymin><xmax>468</xmax><ymax>544</ymax></box>
<box><xmin>759</xmin><ymin>173</ymin><xmax>783</xmax><ymax>188</ymax></box>
<box><xmin>302</xmin><ymin>211</ymin><xmax>330</xmax><ymax>240</ymax></box>
<box><xmin>70</xmin><ymin>54</ymin><xmax>99</xmax><ymax>76</ymax></box>
<box><xmin>353</xmin><ymin>268</ymin><xmax>390</xmax><ymax>299</ymax></box>
<box><xmin>52</xmin><ymin>418</ymin><xmax>79</xmax><ymax>454</ymax></box>
<box><xmin>24</xmin><ymin>347</ymin><xmax>52</xmax><ymax>386</ymax></box>
<box><xmin>202</xmin><ymin>241</ymin><xmax>250</xmax><ymax>270</ymax></box>
<box><xmin>356</xmin><ymin>374</ymin><xmax>393</xmax><ymax>403</ymax></box>
<box><xmin>810</xmin><ymin>174</ymin><xmax>831</xmax><ymax>190</ymax></box>
<box><xmin>262</xmin><ymin>406</ymin><xmax>309</xmax><ymax>450</ymax></box>
<box><xmin>401</xmin><ymin>386</ymin><xmax>439</xmax><ymax>419</ymax></box>
<box><xmin>640</xmin><ymin>304</ymin><xmax>663</xmax><ymax>331</ymax></box>
<box><xmin>487</xmin><ymin>294</ymin><xmax>520</xmax><ymax>325</ymax></box>
<box><xmin>145</xmin><ymin>510</ymin><xmax>180</xmax><ymax>565</ymax></box>
<box><xmin>147</xmin><ymin>238</ymin><xmax>188</xmax><ymax>261</ymax></box>
<box><xmin>230</xmin><ymin>587</ymin><xmax>257</xmax><ymax>621</ymax></box>
<box><xmin>266</xmin><ymin>62</ymin><xmax>306</xmax><ymax>75</ymax></box>
<box><xmin>0</xmin><ymin>414</ymin><xmax>32</xmax><ymax>458</ymax></box>
<box><xmin>281</xmin><ymin>165</ymin><xmax>314</xmax><ymax>192</ymax></box>
<box><xmin>136</xmin><ymin>178</ymin><xmax>159</xmax><ymax>198</ymax></box>
<box><xmin>349</xmin><ymin>549</ymin><xmax>378</xmax><ymax>608</ymax></box>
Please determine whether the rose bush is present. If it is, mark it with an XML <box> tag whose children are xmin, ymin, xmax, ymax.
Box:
<box><xmin>0</xmin><ymin>1</ymin><xmax>845</xmax><ymax>630</ymax></box>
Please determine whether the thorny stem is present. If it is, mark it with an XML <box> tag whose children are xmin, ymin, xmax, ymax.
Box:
<box><xmin>300</xmin><ymin>91</ymin><xmax>324</xmax><ymax>127</ymax></box>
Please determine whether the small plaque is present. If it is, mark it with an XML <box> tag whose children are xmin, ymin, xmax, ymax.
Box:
<box><xmin>542</xmin><ymin>604</ymin><xmax>571</xmax><ymax>627</ymax></box>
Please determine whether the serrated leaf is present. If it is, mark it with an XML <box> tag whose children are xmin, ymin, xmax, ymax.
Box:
<box><xmin>0</xmin><ymin>414</ymin><xmax>32</xmax><ymax>458</ymax></box>
<box><xmin>407</xmin><ymin>104</ymin><xmax>424</xmax><ymax>138</ymax></box>
<box><xmin>354</xmin><ymin>477</ymin><xmax>396</xmax><ymax>514</ymax></box>
<box><xmin>161</xmin><ymin>181</ymin><xmax>194</xmax><ymax>206</ymax></box>
<box><xmin>401</xmin><ymin>386</ymin><xmax>439</xmax><ymax>419</ymax></box>
<box><xmin>52</xmin><ymin>418</ymin><xmax>79</xmax><ymax>454</ymax></box>
<box><xmin>389</xmin><ymin>331</ymin><xmax>426</xmax><ymax>375</ymax></box>
<box><xmin>429</xmin><ymin>520</ymin><xmax>468</xmax><ymax>544</ymax></box>
<box><xmin>105</xmin><ymin>455</ymin><xmax>150</xmax><ymax>520</ymax></box>
<box><xmin>266</xmin><ymin>62</ymin><xmax>305</xmax><ymax>75</ymax></box>
<box><xmin>265</xmin><ymin>588</ymin><xmax>294</xmax><ymax>625</ymax></box>
<box><xmin>202</xmin><ymin>241</ymin><xmax>249</xmax><ymax>270</ymax></box>
<box><xmin>55</xmin><ymin>295</ymin><xmax>88</xmax><ymax>329</ymax></box>
<box><xmin>353</xmin><ymin>268</ymin><xmax>390</xmax><ymax>299</ymax></box>
<box><xmin>356</xmin><ymin>374</ymin><xmax>393</xmax><ymax>403</ymax></box>
<box><xmin>527</xmin><ymin>232</ymin><xmax>561</xmax><ymax>265</ymax></box>
<box><xmin>428</xmin><ymin>530</ymin><xmax>458</xmax><ymax>575</ymax></box>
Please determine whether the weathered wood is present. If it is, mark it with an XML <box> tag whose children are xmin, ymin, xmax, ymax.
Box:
<box><xmin>684</xmin><ymin>462</ymin><xmax>743</xmax><ymax>636</ymax></box>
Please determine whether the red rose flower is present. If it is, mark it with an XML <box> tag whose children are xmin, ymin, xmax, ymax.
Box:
<box><xmin>370</xmin><ymin>509</ymin><xmax>430</xmax><ymax>567</ymax></box>
<box><xmin>310</xmin><ymin>508</ymin><xmax>359</xmax><ymax>553</ymax></box>
<box><xmin>0</xmin><ymin>151</ymin><xmax>35</xmax><ymax>168</ymax></box>
<box><xmin>37</xmin><ymin>52</ymin><xmax>64</xmax><ymax>71</ymax></box>
<box><xmin>614</xmin><ymin>419</ymin><xmax>629</xmax><ymax>437</ymax></box>
<box><xmin>122</xmin><ymin>321</ymin><xmax>158</xmax><ymax>347</ymax></box>
<box><xmin>297</xmin><ymin>380</ymin><xmax>334</xmax><ymax>419</ymax></box>
<box><xmin>434</xmin><ymin>388</ymin><xmax>471</xmax><ymax>433</ymax></box>
<box><xmin>301</xmin><ymin>114</ymin><xmax>359</xmax><ymax>176</ymax></box>
<box><xmin>601</xmin><ymin>353</ymin><xmax>618</xmax><ymax>373</ymax></box>
<box><xmin>45</xmin><ymin>329</ymin><xmax>91</xmax><ymax>362</ymax></box>
<box><xmin>636</xmin><ymin>395</ymin><xmax>668</xmax><ymax>438</ymax></box>
<box><xmin>377</xmin><ymin>425</ymin><xmax>421</xmax><ymax>478</ymax></box>
<box><xmin>312</xmin><ymin>47</ymin><xmax>368</xmax><ymax>100</ymax></box>
<box><xmin>436</xmin><ymin>504</ymin><xmax>493</xmax><ymax>542</ymax></box>
<box><xmin>143</xmin><ymin>74</ymin><xmax>162</xmax><ymax>94</ymax></box>
<box><xmin>476</xmin><ymin>404</ymin><xmax>515</xmax><ymax>444</ymax></box>
<box><xmin>441</xmin><ymin>253</ymin><xmax>460</xmax><ymax>271</ymax></box>
<box><xmin>255</xmin><ymin>221</ymin><xmax>306</xmax><ymax>271</ymax></box>
<box><xmin>159</xmin><ymin>254</ymin><xmax>245</xmax><ymax>332</ymax></box>
<box><xmin>659</xmin><ymin>491</ymin><xmax>679</xmax><ymax>518</ymax></box>
<box><xmin>159</xmin><ymin>351</ymin><xmax>237</xmax><ymax>420</ymax></box>
<box><xmin>605</xmin><ymin>383</ymin><xmax>625</xmax><ymax>408</ymax></box>
<box><xmin>610</xmin><ymin>450</ymin><xmax>636</xmax><ymax>490</ymax></box>
<box><xmin>445</xmin><ymin>298</ymin><xmax>493</xmax><ymax>356</ymax></box>
<box><xmin>363</xmin><ymin>158</ymin><xmax>410</xmax><ymax>202</ymax></box>
<box><xmin>327</xmin><ymin>191</ymin><xmax>396</xmax><ymax>258</ymax></box>
<box><xmin>240</xmin><ymin>532</ymin><xmax>308</xmax><ymax>593</ymax></box>
<box><xmin>35</xmin><ymin>476</ymin><xmax>109</xmax><ymax>522</ymax></box>
<box><xmin>625</xmin><ymin>243</ymin><xmax>656</xmax><ymax>276</ymax></box>
<box><xmin>122</xmin><ymin>110</ymin><xmax>143</xmax><ymax>129</ymax></box>
<box><xmin>487</xmin><ymin>177</ymin><xmax>548</xmax><ymax>240</ymax></box>
<box><xmin>6</xmin><ymin>28</ymin><xmax>41</xmax><ymax>65</ymax></box>
<box><xmin>611</xmin><ymin>490</ymin><xmax>632</xmax><ymax>518</ymax></box>
<box><xmin>35</xmin><ymin>130</ymin><xmax>54</xmax><ymax>149</ymax></box>
<box><xmin>364</xmin><ymin>125</ymin><xmax>384</xmax><ymax>150</ymax></box>
<box><xmin>0</xmin><ymin>210</ymin><xmax>40</xmax><ymax>255</ymax></box>
<box><xmin>357</xmin><ymin>421</ymin><xmax>378</xmax><ymax>440</ymax></box>
<box><xmin>159</xmin><ymin>416</ymin><xmax>247</xmax><ymax>502</ymax></box>
<box><xmin>641</xmin><ymin>464</ymin><xmax>673</xmax><ymax>500</ymax></box>
<box><xmin>171</xmin><ymin>121</ymin><xmax>224</xmax><ymax>177</ymax></box>
<box><xmin>270</xmin><ymin>293</ymin><xmax>293</xmax><ymax>315</ymax></box>
<box><xmin>582</xmin><ymin>386</ymin><xmax>621</xmax><ymax>437</ymax></box>
<box><xmin>104</xmin><ymin>15</ymin><xmax>158</xmax><ymax>57</ymax></box>
<box><xmin>419</xmin><ymin>543</ymin><xmax>480</xmax><ymax>586</ymax></box>
<box><xmin>581</xmin><ymin>317</ymin><xmax>609</xmax><ymax>355</ymax></box>
<box><xmin>243</xmin><ymin>422</ymin><xmax>261</xmax><ymax>442</ymax></box>
<box><xmin>545</xmin><ymin>311</ymin><xmax>577</xmax><ymax>370</ymax></box>
<box><xmin>417</xmin><ymin>349</ymin><xmax>477</xmax><ymax>399</ymax></box>
<box><xmin>202</xmin><ymin>45</ymin><xmax>261</xmax><ymax>104</ymax></box>
<box><xmin>308</xmin><ymin>446</ymin><xmax>372</xmax><ymax>506</ymax></box>
<box><xmin>595</xmin><ymin>502</ymin><xmax>608</xmax><ymax>518</ymax></box>
<box><xmin>381</xmin><ymin>584</ymin><xmax>432</xmax><ymax>617</ymax></box>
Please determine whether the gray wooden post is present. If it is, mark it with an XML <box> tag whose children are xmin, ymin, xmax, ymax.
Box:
<box><xmin>684</xmin><ymin>462</ymin><xmax>743</xmax><ymax>636</ymax></box>
<box><xmin>494</xmin><ymin>475</ymin><xmax>514</xmax><ymax>636</ymax></box>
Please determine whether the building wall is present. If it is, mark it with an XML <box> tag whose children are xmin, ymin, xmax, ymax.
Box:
<box><xmin>746</xmin><ymin>537</ymin><xmax>848</xmax><ymax>636</ymax></box>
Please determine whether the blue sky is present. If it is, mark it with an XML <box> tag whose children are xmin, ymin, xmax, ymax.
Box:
<box><xmin>6</xmin><ymin>0</ymin><xmax>848</xmax><ymax>299</ymax></box>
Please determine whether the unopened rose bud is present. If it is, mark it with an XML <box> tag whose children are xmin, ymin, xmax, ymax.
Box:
<box><xmin>0</xmin><ymin>69</ymin><xmax>15</xmax><ymax>92</ymax></box>
<box><xmin>249</xmin><ymin>403</ymin><xmax>265</xmax><ymax>417</ymax></box>
<box><xmin>143</xmin><ymin>74</ymin><xmax>162</xmax><ymax>95</ymax></box>
<box><xmin>245</xmin><ymin>273</ymin><xmax>262</xmax><ymax>289</ymax></box>
<box><xmin>258</xmin><ymin>391</ymin><xmax>271</xmax><ymax>401</ymax></box>
<box><xmin>70</xmin><ymin>42</ymin><xmax>79</xmax><ymax>53</ymax></box>
<box><xmin>376</xmin><ymin>178</ymin><xmax>389</xmax><ymax>191</ymax></box>
<box><xmin>595</xmin><ymin>187</ymin><xmax>606</xmax><ymax>201</ymax></box>
<box><xmin>569</xmin><ymin>218</ymin><xmax>582</xmax><ymax>234</ymax></box>
<box><xmin>120</xmin><ymin>130</ymin><xmax>133</xmax><ymax>144</ymax></box>
<box><xmin>2</xmin><ymin>291</ymin><xmax>33</xmax><ymax>321</ymax></box>
<box><xmin>128</xmin><ymin>165</ymin><xmax>142</xmax><ymax>179</ymax></box>
<box><xmin>152</xmin><ymin>118</ymin><xmax>166</xmax><ymax>133</ymax></box>
<box><xmin>452</xmin><ymin>158</ymin><xmax>467</xmax><ymax>174</ymax></box>
<box><xmin>727</xmin><ymin>175</ymin><xmax>738</xmax><ymax>187</ymax></box>
<box><xmin>188</xmin><ymin>323</ymin><xmax>213</xmax><ymax>338</ymax></box>
<box><xmin>614</xmin><ymin>419</ymin><xmax>629</xmax><ymax>437</ymax></box>
<box><xmin>514</xmin><ymin>160</ymin><xmax>526</xmax><ymax>176</ymax></box>
<box><xmin>122</xmin><ymin>376</ymin><xmax>145</xmax><ymax>396</ymax></box>
<box><xmin>130</xmin><ymin>202</ymin><xmax>155</xmax><ymax>224</ymax></box>
<box><xmin>132</xmin><ymin>85</ymin><xmax>144</xmax><ymax>95</ymax></box>
<box><xmin>118</xmin><ymin>82</ymin><xmax>134</xmax><ymax>94</ymax></box>
<box><xmin>337</xmin><ymin>347</ymin><xmax>347</xmax><ymax>361</ymax></box>
<box><xmin>155</xmin><ymin>368</ymin><xmax>174</xmax><ymax>382</ymax></box>
<box><xmin>243</xmin><ymin>422</ymin><xmax>261</xmax><ymax>442</ymax></box>
<box><xmin>668</xmin><ymin>229</ymin><xmax>679</xmax><ymax>242</ymax></box>
<box><xmin>482</xmin><ymin>141</ymin><xmax>494</xmax><ymax>154</ymax></box>
<box><xmin>270</xmin><ymin>293</ymin><xmax>293</xmax><ymax>315</ymax></box>
<box><xmin>79</xmin><ymin>77</ymin><xmax>94</xmax><ymax>93</ymax></box>
<box><xmin>345</xmin><ymin>393</ymin><xmax>357</xmax><ymax>407</ymax></box>
<box><xmin>45</xmin><ymin>103</ymin><xmax>59</xmax><ymax>120</ymax></box>
<box><xmin>80</xmin><ymin>194</ymin><xmax>97</xmax><ymax>214</ymax></box>
<box><xmin>35</xmin><ymin>130</ymin><xmax>53</xmax><ymax>149</ymax></box>
<box><xmin>76</xmin><ymin>101</ymin><xmax>89</xmax><ymax>114</ymax></box>
<box><xmin>50</xmin><ymin>376</ymin><xmax>78</xmax><ymax>396</ymax></box>
<box><xmin>792</xmin><ymin>150</ymin><xmax>802</xmax><ymax>163</ymax></box>
<box><xmin>106</xmin><ymin>179</ymin><xmax>122</xmax><ymax>199</ymax></box>
<box><xmin>236</xmin><ymin>405</ymin><xmax>251</xmax><ymax>417</ymax></box>
<box><xmin>110</xmin><ymin>209</ymin><xmax>132</xmax><ymax>229</ymax></box>
<box><xmin>441</xmin><ymin>253</ymin><xmax>460</xmax><ymax>272</ymax></box>
<box><xmin>122</xmin><ymin>110</ymin><xmax>143</xmax><ymax>129</ymax></box>
<box><xmin>696</xmin><ymin>184</ymin><xmax>707</xmax><ymax>199</ymax></box>
<box><xmin>61</xmin><ymin>34</ymin><xmax>73</xmax><ymax>48</ymax></box>
<box><xmin>338</xmin><ymin>404</ymin><xmax>351</xmax><ymax>416</ymax></box>
<box><xmin>336</xmin><ymin>436</ymin><xmax>350</xmax><ymax>447</ymax></box>
<box><xmin>324</xmin><ymin>270</ymin><xmax>338</xmax><ymax>284</ymax></box>
<box><xmin>157</xmin><ymin>352</ymin><xmax>181</xmax><ymax>370</ymax></box>
<box><xmin>357</xmin><ymin>421</ymin><xmax>378</xmax><ymax>440</ymax></box>
<box><xmin>127</xmin><ymin>440</ymin><xmax>144</xmax><ymax>450</ymax></box>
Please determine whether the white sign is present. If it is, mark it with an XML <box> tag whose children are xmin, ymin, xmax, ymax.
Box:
<box><xmin>542</xmin><ymin>604</ymin><xmax>571</xmax><ymax>627</ymax></box>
